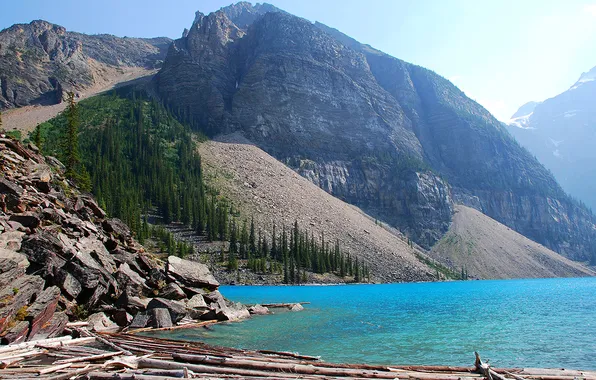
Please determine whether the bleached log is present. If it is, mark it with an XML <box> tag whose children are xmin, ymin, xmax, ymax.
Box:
<box><xmin>53</xmin><ymin>350</ymin><xmax>124</xmax><ymax>364</ymax></box>
<box><xmin>0</xmin><ymin>336</ymin><xmax>71</xmax><ymax>354</ymax></box>
<box><xmin>38</xmin><ymin>362</ymin><xmax>72</xmax><ymax>375</ymax></box>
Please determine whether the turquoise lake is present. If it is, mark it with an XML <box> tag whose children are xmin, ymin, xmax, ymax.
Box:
<box><xmin>151</xmin><ymin>278</ymin><xmax>596</xmax><ymax>369</ymax></box>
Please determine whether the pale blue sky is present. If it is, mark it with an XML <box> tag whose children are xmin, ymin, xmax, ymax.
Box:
<box><xmin>2</xmin><ymin>0</ymin><xmax>596</xmax><ymax>121</ymax></box>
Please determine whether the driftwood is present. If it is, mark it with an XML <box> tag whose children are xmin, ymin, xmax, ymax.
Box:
<box><xmin>0</xmin><ymin>332</ymin><xmax>594</xmax><ymax>380</ymax></box>
<box><xmin>261</xmin><ymin>302</ymin><xmax>311</xmax><ymax>308</ymax></box>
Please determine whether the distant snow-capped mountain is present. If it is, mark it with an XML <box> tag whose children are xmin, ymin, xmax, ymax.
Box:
<box><xmin>507</xmin><ymin>65</ymin><xmax>596</xmax><ymax>210</ymax></box>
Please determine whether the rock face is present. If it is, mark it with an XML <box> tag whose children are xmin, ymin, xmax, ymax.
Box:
<box><xmin>0</xmin><ymin>20</ymin><xmax>171</xmax><ymax>110</ymax></box>
<box><xmin>507</xmin><ymin>65</ymin><xmax>596</xmax><ymax>215</ymax></box>
<box><xmin>0</xmin><ymin>136</ymin><xmax>247</xmax><ymax>343</ymax></box>
<box><xmin>156</xmin><ymin>3</ymin><xmax>596</xmax><ymax>260</ymax></box>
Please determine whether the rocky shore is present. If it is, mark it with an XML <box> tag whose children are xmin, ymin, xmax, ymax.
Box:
<box><xmin>0</xmin><ymin>136</ymin><xmax>271</xmax><ymax>345</ymax></box>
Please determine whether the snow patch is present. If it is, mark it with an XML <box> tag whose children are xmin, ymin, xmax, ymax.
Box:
<box><xmin>508</xmin><ymin>112</ymin><xmax>534</xmax><ymax>129</ymax></box>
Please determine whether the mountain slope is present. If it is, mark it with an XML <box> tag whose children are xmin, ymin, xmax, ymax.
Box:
<box><xmin>198</xmin><ymin>133</ymin><xmax>436</xmax><ymax>283</ymax></box>
<box><xmin>156</xmin><ymin>2</ymin><xmax>596</xmax><ymax>262</ymax></box>
<box><xmin>507</xmin><ymin>65</ymin><xmax>596</xmax><ymax>212</ymax></box>
<box><xmin>0</xmin><ymin>20</ymin><xmax>170</xmax><ymax>110</ymax></box>
<box><xmin>430</xmin><ymin>206</ymin><xmax>595</xmax><ymax>279</ymax></box>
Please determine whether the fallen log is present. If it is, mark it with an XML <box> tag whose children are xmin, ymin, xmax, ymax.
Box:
<box><xmin>0</xmin><ymin>336</ymin><xmax>71</xmax><ymax>354</ymax></box>
<box><xmin>258</xmin><ymin>349</ymin><xmax>320</xmax><ymax>361</ymax></box>
<box><xmin>125</xmin><ymin>319</ymin><xmax>218</xmax><ymax>334</ymax></box>
<box><xmin>38</xmin><ymin>362</ymin><xmax>72</xmax><ymax>375</ymax></box>
<box><xmin>171</xmin><ymin>353</ymin><xmax>409</xmax><ymax>379</ymax></box>
<box><xmin>261</xmin><ymin>302</ymin><xmax>311</xmax><ymax>308</ymax></box>
<box><xmin>88</xmin><ymin>372</ymin><xmax>188</xmax><ymax>380</ymax></box>
<box><xmin>53</xmin><ymin>350</ymin><xmax>124</xmax><ymax>364</ymax></box>
<box><xmin>475</xmin><ymin>352</ymin><xmax>508</xmax><ymax>380</ymax></box>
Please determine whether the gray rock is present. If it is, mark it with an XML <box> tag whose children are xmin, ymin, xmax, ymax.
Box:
<box><xmin>248</xmin><ymin>304</ymin><xmax>270</xmax><ymax>315</ymax></box>
<box><xmin>148</xmin><ymin>308</ymin><xmax>173</xmax><ymax>328</ymax></box>
<box><xmin>87</xmin><ymin>312</ymin><xmax>119</xmax><ymax>332</ymax></box>
<box><xmin>146</xmin><ymin>298</ymin><xmax>187</xmax><ymax>323</ymax></box>
<box><xmin>129</xmin><ymin>312</ymin><xmax>150</xmax><ymax>329</ymax></box>
<box><xmin>289</xmin><ymin>303</ymin><xmax>304</xmax><ymax>312</ymax></box>
<box><xmin>159</xmin><ymin>282</ymin><xmax>186</xmax><ymax>300</ymax></box>
<box><xmin>166</xmin><ymin>256</ymin><xmax>219</xmax><ymax>290</ymax></box>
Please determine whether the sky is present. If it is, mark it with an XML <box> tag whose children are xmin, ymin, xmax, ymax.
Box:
<box><xmin>2</xmin><ymin>0</ymin><xmax>596</xmax><ymax>121</ymax></box>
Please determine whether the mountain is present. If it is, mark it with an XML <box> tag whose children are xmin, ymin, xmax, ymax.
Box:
<box><xmin>507</xmin><ymin>66</ymin><xmax>596</xmax><ymax>212</ymax></box>
<box><xmin>0</xmin><ymin>20</ymin><xmax>170</xmax><ymax>110</ymax></box>
<box><xmin>201</xmin><ymin>134</ymin><xmax>595</xmax><ymax>280</ymax></box>
<box><xmin>430</xmin><ymin>205</ymin><xmax>595</xmax><ymax>279</ymax></box>
<box><xmin>155</xmin><ymin>2</ymin><xmax>596</xmax><ymax>263</ymax></box>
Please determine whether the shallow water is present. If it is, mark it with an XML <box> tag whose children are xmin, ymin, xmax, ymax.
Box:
<box><xmin>149</xmin><ymin>278</ymin><xmax>596</xmax><ymax>369</ymax></box>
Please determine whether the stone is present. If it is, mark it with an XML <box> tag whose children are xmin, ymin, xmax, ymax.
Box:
<box><xmin>0</xmin><ymin>231</ymin><xmax>25</xmax><ymax>251</ymax></box>
<box><xmin>289</xmin><ymin>303</ymin><xmax>304</xmax><ymax>312</ymax></box>
<box><xmin>80</xmin><ymin>195</ymin><xmax>107</xmax><ymax>218</ymax></box>
<box><xmin>28</xmin><ymin>311</ymin><xmax>68</xmax><ymax>340</ymax></box>
<box><xmin>116</xmin><ymin>291</ymin><xmax>149</xmax><ymax>314</ymax></box>
<box><xmin>148</xmin><ymin>308</ymin><xmax>173</xmax><ymax>328</ymax></box>
<box><xmin>248</xmin><ymin>304</ymin><xmax>270</xmax><ymax>315</ymax></box>
<box><xmin>54</xmin><ymin>269</ymin><xmax>82</xmax><ymax>299</ymax></box>
<box><xmin>26</xmin><ymin>286</ymin><xmax>61</xmax><ymax>338</ymax></box>
<box><xmin>9</xmin><ymin>212</ymin><xmax>41</xmax><ymax>228</ymax></box>
<box><xmin>186</xmin><ymin>294</ymin><xmax>208</xmax><ymax>309</ymax></box>
<box><xmin>115</xmin><ymin>263</ymin><xmax>147</xmax><ymax>296</ymax></box>
<box><xmin>0</xmin><ymin>275</ymin><xmax>45</xmax><ymax>332</ymax></box>
<box><xmin>112</xmin><ymin>309</ymin><xmax>133</xmax><ymax>327</ymax></box>
<box><xmin>146</xmin><ymin>298</ymin><xmax>188</xmax><ymax>323</ymax></box>
<box><xmin>87</xmin><ymin>312</ymin><xmax>119</xmax><ymax>332</ymax></box>
<box><xmin>102</xmin><ymin>218</ymin><xmax>131</xmax><ymax>241</ymax></box>
<box><xmin>159</xmin><ymin>282</ymin><xmax>186</xmax><ymax>300</ymax></box>
<box><xmin>167</xmin><ymin>256</ymin><xmax>219</xmax><ymax>290</ymax></box>
<box><xmin>129</xmin><ymin>312</ymin><xmax>150</xmax><ymax>329</ymax></box>
<box><xmin>0</xmin><ymin>178</ymin><xmax>23</xmax><ymax>197</ymax></box>
<box><xmin>1</xmin><ymin>321</ymin><xmax>29</xmax><ymax>345</ymax></box>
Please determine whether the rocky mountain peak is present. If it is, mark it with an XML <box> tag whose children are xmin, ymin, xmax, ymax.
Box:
<box><xmin>218</xmin><ymin>1</ymin><xmax>282</xmax><ymax>29</ymax></box>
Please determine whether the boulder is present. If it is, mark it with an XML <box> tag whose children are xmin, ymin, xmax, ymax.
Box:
<box><xmin>186</xmin><ymin>294</ymin><xmax>208</xmax><ymax>309</ymax></box>
<box><xmin>112</xmin><ymin>310</ymin><xmax>133</xmax><ymax>327</ymax></box>
<box><xmin>0</xmin><ymin>275</ymin><xmax>45</xmax><ymax>332</ymax></box>
<box><xmin>115</xmin><ymin>263</ymin><xmax>147</xmax><ymax>296</ymax></box>
<box><xmin>146</xmin><ymin>298</ymin><xmax>187</xmax><ymax>323</ymax></box>
<box><xmin>148</xmin><ymin>308</ymin><xmax>173</xmax><ymax>328</ymax></box>
<box><xmin>26</xmin><ymin>286</ymin><xmax>61</xmax><ymax>338</ymax></box>
<box><xmin>88</xmin><ymin>312</ymin><xmax>119</xmax><ymax>332</ymax></box>
<box><xmin>248</xmin><ymin>304</ymin><xmax>270</xmax><ymax>315</ymax></box>
<box><xmin>102</xmin><ymin>218</ymin><xmax>131</xmax><ymax>241</ymax></box>
<box><xmin>0</xmin><ymin>178</ymin><xmax>23</xmax><ymax>197</ymax></box>
<box><xmin>159</xmin><ymin>282</ymin><xmax>186</xmax><ymax>300</ymax></box>
<box><xmin>216</xmin><ymin>302</ymin><xmax>250</xmax><ymax>322</ymax></box>
<box><xmin>289</xmin><ymin>303</ymin><xmax>304</xmax><ymax>312</ymax></box>
<box><xmin>54</xmin><ymin>269</ymin><xmax>82</xmax><ymax>299</ymax></box>
<box><xmin>166</xmin><ymin>256</ymin><xmax>219</xmax><ymax>290</ymax></box>
<box><xmin>129</xmin><ymin>313</ymin><xmax>150</xmax><ymax>329</ymax></box>
<box><xmin>29</xmin><ymin>311</ymin><xmax>68</xmax><ymax>340</ymax></box>
<box><xmin>9</xmin><ymin>212</ymin><xmax>41</xmax><ymax>228</ymax></box>
<box><xmin>116</xmin><ymin>291</ymin><xmax>149</xmax><ymax>314</ymax></box>
<box><xmin>1</xmin><ymin>320</ymin><xmax>29</xmax><ymax>345</ymax></box>
<box><xmin>79</xmin><ymin>195</ymin><xmax>106</xmax><ymax>218</ymax></box>
<box><xmin>0</xmin><ymin>231</ymin><xmax>25</xmax><ymax>251</ymax></box>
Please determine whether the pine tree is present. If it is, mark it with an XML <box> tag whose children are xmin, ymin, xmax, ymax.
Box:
<box><xmin>64</xmin><ymin>92</ymin><xmax>81</xmax><ymax>180</ymax></box>
<box><xmin>33</xmin><ymin>124</ymin><xmax>43</xmax><ymax>151</ymax></box>
<box><xmin>240</xmin><ymin>220</ymin><xmax>249</xmax><ymax>259</ymax></box>
<box><xmin>0</xmin><ymin>111</ymin><xmax>3</xmax><ymax>132</ymax></box>
<box><xmin>249</xmin><ymin>217</ymin><xmax>256</xmax><ymax>256</ymax></box>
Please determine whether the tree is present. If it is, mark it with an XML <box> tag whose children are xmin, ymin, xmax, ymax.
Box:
<box><xmin>0</xmin><ymin>111</ymin><xmax>3</xmax><ymax>132</ymax></box>
<box><xmin>33</xmin><ymin>124</ymin><xmax>43</xmax><ymax>152</ymax></box>
<box><xmin>64</xmin><ymin>92</ymin><xmax>81</xmax><ymax>180</ymax></box>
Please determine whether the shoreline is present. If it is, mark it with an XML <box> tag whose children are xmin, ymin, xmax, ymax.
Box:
<box><xmin>2</xmin><ymin>332</ymin><xmax>595</xmax><ymax>379</ymax></box>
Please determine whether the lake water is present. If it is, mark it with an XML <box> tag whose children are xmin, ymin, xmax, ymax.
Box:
<box><xmin>151</xmin><ymin>278</ymin><xmax>596</xmax><ymax>369</ymax></box>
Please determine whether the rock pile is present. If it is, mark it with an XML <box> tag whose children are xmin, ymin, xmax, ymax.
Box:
<box><xmin>0</xmin><ymin>136</ymin><xmax>252</xmax><ymax>345</ymax></box>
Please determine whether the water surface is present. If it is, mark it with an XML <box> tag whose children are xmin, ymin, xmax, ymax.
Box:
<box><xmin>150</xmin><ymin>278</ymin><xmax>596</xmax><ymax>369</ymax></box>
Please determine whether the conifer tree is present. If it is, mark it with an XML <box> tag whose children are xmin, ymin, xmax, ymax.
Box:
<box><xmin>249</xmin><ymin>217</ymin><xmax>256</xmax><ymax>256</ymax></box>
<box><xmin>64</xmin><ymin>92</ymin><xmax>81</xmax><ymax>180</ymax></box>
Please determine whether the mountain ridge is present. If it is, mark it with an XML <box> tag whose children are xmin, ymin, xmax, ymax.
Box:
<box><xmin>0</xmin><ymin>19</ymin><xmax>170</xmax><ymax>110</ymax></box>
<box><xmin>156</xmin><ymin>2</ymin><xmax>596</xmax><ymax>263</ymax></box>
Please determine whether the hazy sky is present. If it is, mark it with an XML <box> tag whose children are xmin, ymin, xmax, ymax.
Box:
<box><xmin>2</xmin><ymin>0</ymin><xmax>596</xmax><ymax>121</ymax></box>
